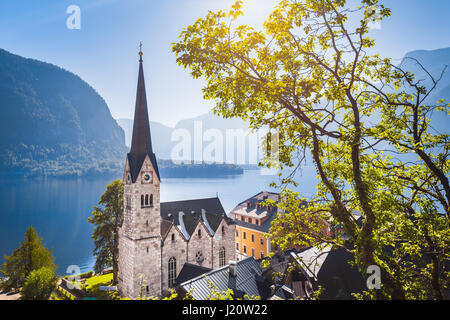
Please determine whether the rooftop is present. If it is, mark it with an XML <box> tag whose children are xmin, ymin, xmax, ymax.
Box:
<box><xmin>160</xmin><ymin>197</ymin><xmax>234</xmax><ymax>240</ymax></box>
<box><xmin>230</xmin><ymin>191</ymin><xmax>280</xmax><ymax>219</ymax></box>
<box><xmin>180</xmin><ymin>257</ymin><xmax>272</xmax><ymax>300</ymax></box>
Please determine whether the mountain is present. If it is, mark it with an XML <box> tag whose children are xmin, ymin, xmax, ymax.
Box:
<box><xmin>0</xmin><ymin>48</ymin><xmax>127</xmax><ymax>177</ymax></box>
<box><xmin>400</xmin><ymin>47</ymin><xmax>450</xmax><ymax>133</ymax></box>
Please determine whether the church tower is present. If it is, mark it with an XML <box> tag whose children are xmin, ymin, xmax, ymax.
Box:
<box><xmin>118</xmin><ymin>46</ymin><xmax>162</xmax><ymax>299</ymax></box>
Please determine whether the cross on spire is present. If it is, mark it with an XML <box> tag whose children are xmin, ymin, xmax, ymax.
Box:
<box><xmin>139</xmin><ymin>41</ymin><xmax>143</xmax><ymax>61</ymax></box>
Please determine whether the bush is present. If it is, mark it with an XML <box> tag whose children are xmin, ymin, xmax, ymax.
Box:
<box><xmin>21</xmin><ymin>267</ymin><xmax>58</xmax><ymax>300</ymax></box>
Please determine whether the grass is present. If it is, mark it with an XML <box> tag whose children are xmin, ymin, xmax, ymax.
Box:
<box><xmin>84</xmin><ymin>273</ymin><xmax>114</xmax><ymax>291</ymax></box>
<box><xmin>82</xmin><ymin>273</ymin><xmax>114</xmax><ymax>300</ymax></box>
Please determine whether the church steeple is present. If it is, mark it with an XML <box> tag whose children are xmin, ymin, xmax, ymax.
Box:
<box><xmin>127</xmin><ymin>44</ymin><xmax>160</xmax><ymax>182</ymax></box>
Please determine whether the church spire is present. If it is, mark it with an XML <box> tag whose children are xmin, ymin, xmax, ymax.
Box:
<box><xmin>128</xmin><ymin>44</ymin><xmax>160</xmax><ymax>182</ymax></box>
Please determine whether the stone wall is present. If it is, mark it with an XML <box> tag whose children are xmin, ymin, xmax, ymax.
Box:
<box><xmin>212</xmin><ymin>219</ymin><xmax>236</xmax><ymax>269</ymax></box>
<box><xmin>118</xmin><ymin>156</ymin><xmax>162</xmax><ymax>298</ymax></box>
<box><xmin>161</xmin><ymin>225</ymin><xmax>188</xmax><ymax>295</ymax></box>
<box><xmin>187</xmin><ymin>222</ymin><xmax>214</xmax><ymax>268</ymax></box>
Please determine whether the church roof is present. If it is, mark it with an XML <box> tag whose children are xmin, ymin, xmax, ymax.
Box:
<box><xmin>160</xmin><ymin>197</ymin><xmax>234</xmax><ymax>240</ymax></box>
<box><xmin>127</xmin><ymin>50</ymin><xmax>160</xmax><ymax>182</ymax></box>
<box><xmin>176</xmin><ymin>263</ymin><xmax>212</xmax><ymax>285</ymax></box>
<box><xmin>180</xmin><ymin>257</ymin><xmax>272</xmax><ymax>300</ymax></box>
<box><xmin>160</xmin><ymin>219</ymin><xmax>173</xmax><ymax>240</ymax></box>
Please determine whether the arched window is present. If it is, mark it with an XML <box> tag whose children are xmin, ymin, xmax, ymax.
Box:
<box><xmin>222</xmin><ymin>226</ymin><xmax>225</xmax><ymax>235</ymax></box>
<box><xmin>171</xmin><ymin>233</ymin><xmax>175</xmax><ymax>243</ymax></box>
<box><xmin>219</xmin><ymin>247</ymin><xmax>226</xmax><ymax>267</ymax></box>
<box><xmin>168</xmin><ymin>257</ymin><xmax>176</xmax><ymax>288</ymax></box>
<box><xmin>150</xmin><ymin>194</ymin><xmax>153</xmax><ymax>207</ymax></box>
<box><xmin>198</xmin><ymin>229</ymin><xmax>201</xmax><ymax>238</ymax></box>
<box><xmin>141</xmin><ymin>195</ymin><xmax>144</xmax><ymax>207</ymax></box>
<box><xmin>145</xmin><ymin>194</ymin><xmax>149</xmax><ymax>206</ymax></box>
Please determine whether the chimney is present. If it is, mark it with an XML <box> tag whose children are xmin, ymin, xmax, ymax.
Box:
<box><xmin>229</xmin><ymin>260</ymin><xmax>237</xmax><ymax>277</ymax></box>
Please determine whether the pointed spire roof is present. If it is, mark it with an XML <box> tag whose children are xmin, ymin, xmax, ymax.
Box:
<box><xmin>127</xmin><ymin>45</ymin><xmax>160</xmax><ymax>182</ymax></box>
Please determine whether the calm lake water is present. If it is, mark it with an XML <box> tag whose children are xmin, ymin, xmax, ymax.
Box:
<box><xmin>0</xmin><ymin>168</ymin><xmax>317</xmax><ymax>275</ymax></box>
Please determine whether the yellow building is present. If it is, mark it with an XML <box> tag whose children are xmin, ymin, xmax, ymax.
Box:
<box><xmin>230</xmin><ymin>191</ymin><xmax>280</xmax><ymax>261</ymax></box>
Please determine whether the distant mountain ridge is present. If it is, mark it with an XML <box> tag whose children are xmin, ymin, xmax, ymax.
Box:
<box><xmin>0</xmin><ymin>48</ymin><xmax>127</xmax><ymax>177</ymax></box>
<box><xmin>1</xmin><ymin>46</ymin><xmax>448</xmax><ymax>178</ymax></box>
<box><xmin>400</xmin><ymin>47</ymin><xmax>450</xmax><ymax>133</ymax></box>
<box><xmin>117</xmin><ymin>112</ymin><xmax>257</xmax><ymax>164</ymax></box>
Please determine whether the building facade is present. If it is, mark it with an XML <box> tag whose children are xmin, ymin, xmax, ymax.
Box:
<box><xmin>118</xmin><ymin>49</ymin><xmax>235</xmax><ymax>299</ymax></box>
<box><xmin>231</xmin><ymin>191</ymin><xmax>280</xmax><ymax>261</ymax></box>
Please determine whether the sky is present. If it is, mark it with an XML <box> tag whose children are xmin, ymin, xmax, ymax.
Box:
<box><xmin>1</xmin><ymin>0</ymin><xmax>449</xmax><ymax>127</ymax></box>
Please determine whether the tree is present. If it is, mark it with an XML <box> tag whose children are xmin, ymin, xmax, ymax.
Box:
<box><xmin>172</xmin><ymin>0</ymin><xmax>449</xmax><ymax>299</ymax></box>
<box><xmin>0</xmin><ymin>226</ymin><xmax>56</xmax><ymax>292</ymax></box>
<box><xmin>88</xmin><ymin>179</ymin><xmax>124</xmax><ymax>284</ymax></box>
<box><xmin>20</xmin><ymin>266</ymin><xmax>58</xmax><ymax>300</ymax></box>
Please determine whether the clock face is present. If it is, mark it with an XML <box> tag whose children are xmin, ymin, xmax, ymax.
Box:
<box><xmin>142</xmin><ymin>172</ymin><xmax>152</xmax><ymax>183</ymax></box>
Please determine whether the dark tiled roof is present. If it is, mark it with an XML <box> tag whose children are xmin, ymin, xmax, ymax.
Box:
<box><xmin>160</xmin><ymin>197</ymin><xmax>233</xmax><ymax>239</ymax></box>
<box><xmin>180</xmin><ymin>257</ymin><xmax>271</xmax><ymax>300</ymax></box>
<box><xmin>292</xmin><ymin>246</ymin><xmax>366</xmax><ymax>300</ymax></box>
<box><xmin>236</xmin><ymin>191</ymin><xmax>280</xmax><ymax>207</ymax></box>
<box><xmin>271</xmin><ymin>285</ymin><xmax>295</xmax><ymax>300</ymax></box>
<box><xmin>127</xmin><ymin>55</ymin><xmax>160</xmax><ymax>182</ymax></box>
<box><xmin>176</xmin><ymin>263</ymin><xmax>212</xmax><ymax>285</ymax></box>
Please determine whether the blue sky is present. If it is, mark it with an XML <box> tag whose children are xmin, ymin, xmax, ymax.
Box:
<box><xmin>1</xmin><ymin>0</ymin><xmax>449</xmax><ymax>127</ymax></box>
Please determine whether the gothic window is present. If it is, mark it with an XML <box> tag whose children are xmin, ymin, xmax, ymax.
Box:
<box><xmin>146</xmin><ymin>286</ymin><xmax>149</xmax><ymax>294</ymax></box>
<box><xmin>198</xmin><ymin>229</ymin><xmax>201</xmax><ymax>238</ymax></box>
<box><xmin>219</xmin><ymin>247</ymin><xmax>226</xmax><ymax>267</ymax></box>
<box><xmin>150</xmin><ymin>194</ymin><xmax>153</xmax><ymax>207</ymax></box>
<box><xmin>222</xmin><ymin>226</ymin><xmax>225</xmax><ymax>235</ymax></box>
<box><xmin>171</xmin><ymin>233</ymin><xmax>175</xmax><ymax>243</ymax></box>
<box><xmin>145</xmin><ymin>194</ymin><xmax>149</xmax><ymax>206</ymax></box>
<box><xmin>168</xmin><ymin>257</ymin><xmax>176</xmax><ymax>288</ymax></box>
<box><xmin>126</xmin><ymin>196</ymin><xmax>131</xmax><ymax>210</ymax></box>
<box><xmin>195</xmin><ymin>251</ymin><xmax>204</xmax><ymax>263</ymax></box>
<box><xmin>141</xmin><ymin>195</ymin><xmax>144</xmax><ymax>207</ymax></box>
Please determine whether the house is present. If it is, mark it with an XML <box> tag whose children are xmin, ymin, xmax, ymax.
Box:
<box><xmin>272</xmin><ymin>245</ymin><xmax>367</xmax><ymax>299</ymax></box>
<box><xmin>231</xmin><ymin>191</ymin><xmax>280</xmax><ymax>260</ymax></box>
<box><xmin>178</xmin><ymin>257</ymin><xmax>272</xmax><ymax>300</ymax></box>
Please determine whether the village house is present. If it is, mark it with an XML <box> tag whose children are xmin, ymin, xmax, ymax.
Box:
<box><xmin>231</xmin><ymin>191</ymin><xmax>280</xmax><ymax>261</ymax></box>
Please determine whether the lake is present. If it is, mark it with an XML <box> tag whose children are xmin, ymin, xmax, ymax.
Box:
<box><xmin>0</xmin><ymin>168</ymin><xmax>317</xmax><ymax>275</ymax></box>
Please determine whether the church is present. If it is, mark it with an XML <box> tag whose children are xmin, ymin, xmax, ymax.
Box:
<box><xmin>118</xmin><ymin>48</ymin><xmax>236</xmax><ymax>299</ymax></box>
